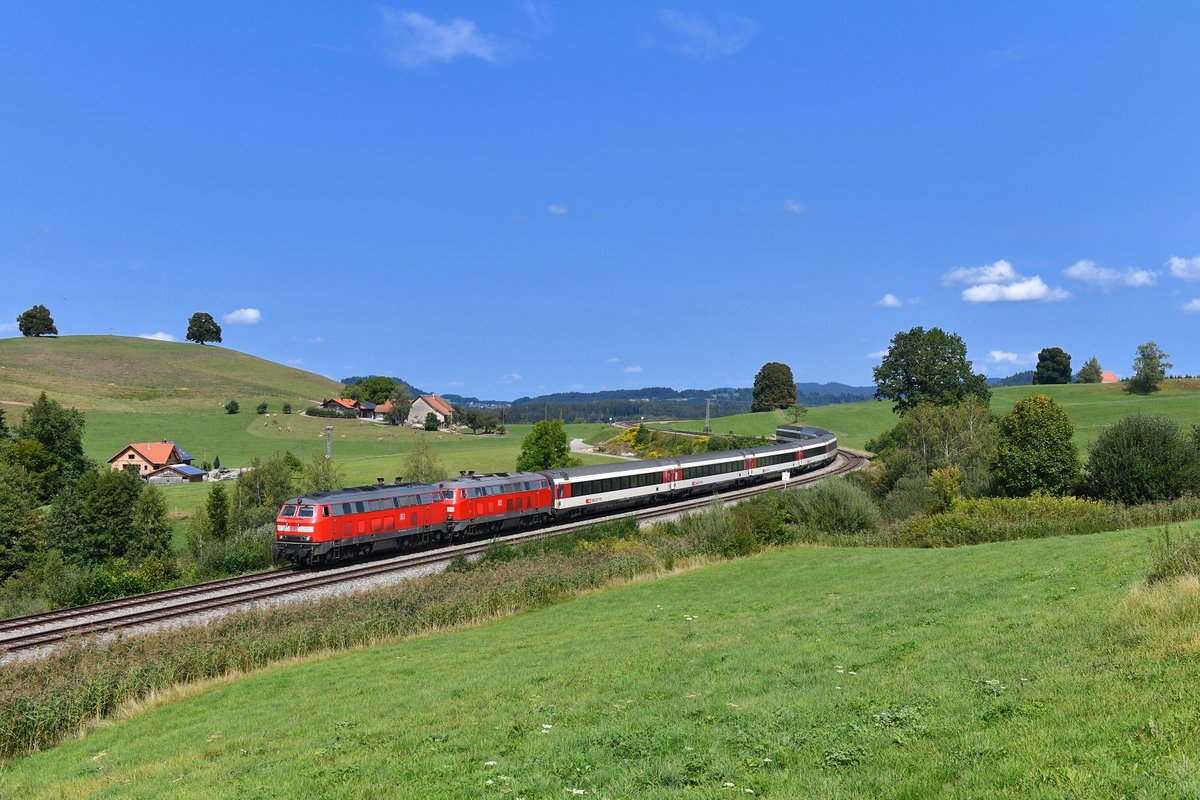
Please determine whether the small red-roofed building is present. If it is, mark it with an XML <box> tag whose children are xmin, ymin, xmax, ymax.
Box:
<box><xmin>108</xmin><ymin>441</ymin><xmax>196</xmax><ymax>477</ymax></box>
<box><xmin>1100</xmin><ymin>371</ymin><xmax>1119</xmax><ymax>383</ymax></box>
<box><xmin>320</xmin><ymin>398</ymin><xmax>359</xmax><ymax>413</ymax></box>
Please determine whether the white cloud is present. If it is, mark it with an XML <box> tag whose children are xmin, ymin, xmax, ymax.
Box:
<box><xmin>1063</xmin><ymin>259</ymin><xmax>1157</xmax><ymax>289</ymax></box>
<box><xmin>298</xmin><ymin>336</ymin><xmax>325</xmax><ymax>344</ymax></box>
<box><xmin>942</xmin><ymin>260</ymin><xmax>1019</xmax><ymax>285</ymax></box>
<box><xmin>547</xmin><ymin>204</ymin><xmax>568</xmax><ymax>215</ymax></box>
<box><xmin>987</xmin><ymin>350</ymin><xmax>1021</xmax><ymax>364</ymax></box>
<box><xmin>138</xmin><ymin>331</ymin><xmax>175</xmax><ymax>342</ymax></box>
<box><xmin>0</xmin><ymin>321</ymin><xmax>18</xmax><ymax>333</ymax></box>
<box><xmin>1183</xmin><ymin>298</ymin><xmax>1200</xmax><ymax>313</ymax></box>
<box><xmin>962</xmin><ymin>277</ymin><xmax>1070</xmax><ymax>303</ymax></box>
<box><xmin>223</xmin><ymin>308</ymin><xmax>262</xmax><ymax>325</ymax></box>
<box><xmin>659</xmin><ymin>9</ymin><xmax>758</xmax><ymax>59</ymax></box>
<box><xmin>866</xmin><ymin>350</ymin><xmax>889</xmax><ymax>359</ymax></box>
<box><xmin>783</xmin><ymin>199</ymin><xmax>809</xmax><ymax>215</ymax></box>
<box><xmin>1168</xmin><ymin>256</ymin><xmax>1200</xmax><ymax>281</ymax></box>
<box><xmin>623</xmin><ymin>365</ymin><xmax>643</xmax><ymax>374</ymax></box>
<box><xmin>569</xmin><ymin>383</ymin><xmax>585</xmax><ymax>391</ymax></box>
<box><xmin>288</xmin><ymin>358</ymin><xmax>304</xmax><ymax>365</ymax></box>
<box><xmin>379</xmin><ymin>9</ymin><xmax>500</xmax><ymax>67</ymax></box>
<box><xmin>875</xmin><ymin>293</ymin><xmax>903</xmax><ymax>308</ymax></box>
<box><xmin>498</xmin><ymin>372</ymin><xmax>522</xmax><ymax>384</ymax></box>
<box><xmin>606</xmin><ymin>357</ymin><xmax>620</xmax><ymax>363</ymax></box>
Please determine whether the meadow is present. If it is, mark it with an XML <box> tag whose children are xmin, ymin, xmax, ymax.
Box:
<box><xmin>666</xmin><ymin>379</ymin><xmax>1200</xmax><ymax>452</ymax></box>
<box><xmin>3</xmin><ymin>522</ymin><xmax>1198</xmax><ymax>798</ymax></box>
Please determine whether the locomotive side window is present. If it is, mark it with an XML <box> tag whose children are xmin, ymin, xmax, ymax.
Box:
<box><xmin>281</xmin><ymin>505</ymin><xmax>297</xmax><ymax>517</ymax></box>
<box><xmin>442</xmin><ymin>490</ymin><xmax>454</xmax><ymax>500</ymax></box>
<box><xmin>356</xmin><ymin>502</ymin><xmax>366</xmax><ymax>513</ymax></box>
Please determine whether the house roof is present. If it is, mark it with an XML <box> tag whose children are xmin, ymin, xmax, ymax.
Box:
<box><xmin>149</xmin><ymin>464</ymin><xmax>206</xmax><ymax>478</ymax></box>
<box><xmin>375</xmin><ymin>400</ymin><xmax>394</xmax><ymax>414</ymax></box>
<box><xmin>420</xmin><ymin>394</ymin><xmax>454</xmax><ymax>417</ymax></box>
<box><xmin>109</xmin><ymin>441</ymin><xmax>193</xmax><ymax>467</ymax></box>
<box><xmin>1100</xmin><ymin>371</ymin><xmax>1119</xmax><ymax>383</ymax></box>
<box><xmin>359</xmin><ymin>401</ymin><xmax>377</xmax><ymax>411</ymax></box>
<box><xmin>325</xmin><ymin>398</ymin><xmax>358</xmax><ymax>409</ymax></box>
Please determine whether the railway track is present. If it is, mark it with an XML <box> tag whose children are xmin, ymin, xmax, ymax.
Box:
<box><xmin>0</xmin><ymin>450</ymin><xmax>868</xmax><ymax>660</ymax></box>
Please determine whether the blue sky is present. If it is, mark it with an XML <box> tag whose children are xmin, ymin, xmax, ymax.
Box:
<box><xmin>2</xmin><ymin>2</ymin><xmax>1197</xmax><ymax>398</ymax></box>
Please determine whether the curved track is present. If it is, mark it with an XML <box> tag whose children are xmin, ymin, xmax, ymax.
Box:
<box><xmin>0</xmin><ymin>450</ymin><xmax>868</xmax><ymax>660</ymax></box>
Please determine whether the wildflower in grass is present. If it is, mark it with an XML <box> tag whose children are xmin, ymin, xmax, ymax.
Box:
<box><xmin>486</xmin><ymin>779</ymin><xmax>494</xmax><ymax>785</ymax></box>
<box><xmin>572</xmin><ymin>790</ymin><xmax>586</xmax><ymax>796</ymax></box>
<box><xmin>762</xmin><ymin>758</ymin><xmax>772</xmax><ymax>764</ymax></box>
<box><xmin>848</xmin><ymin>670</ymin><xmax>857</xmax><ymax>675</ymax></box>
<box><xmin>745</xmin><ymin>790</ymin><xmax>756</xmax><ymax>795</ymax></box>
<box><xmin>485</xmin><ymin>760</ymin><xmax>498</xmax><ymax>766</ymax></box>
<box><xmin>541</xmin><ymin>724</ymin><xmax>553</xmax><ymax>734</ymax></box>
<box><xmin>723</xmin><ymin>781</ymin><xmax>736</xmax><ymax>788</ymax></box>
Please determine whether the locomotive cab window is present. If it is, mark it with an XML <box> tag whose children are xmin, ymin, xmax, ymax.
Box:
<box><xmin>299</xmin><ymin>506</ymin><xmax>315</xmax><ymax>518</ymax></box>
<box><xmin>281</xmin><ymin>505</ymin><xmax>297</xmax><ymax>517</ymax></box>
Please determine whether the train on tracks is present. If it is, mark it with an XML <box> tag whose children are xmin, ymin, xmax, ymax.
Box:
<box><xmin>273</xmin><ymin>427</ymin><xmax>838</xmax><ymax>565</ymax></box>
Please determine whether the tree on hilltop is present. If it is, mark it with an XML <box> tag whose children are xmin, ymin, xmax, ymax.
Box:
<box><xmin>1033</xmin><ymin>347</ymin><xmax>1072</xmax><ymax>385</ymax></box>
<box><xmin>186</xmin><ymin>312</ymin><xmax>222</xmax><ymax>345</ymax></box>
<box><xmin>751</xmin><ymin>362</ymin><xmax>797</xmax><ymax>412</ymax></box>
<box><xmin>17</xmin><ymin>304</ymin><xmax>57</xmax><ymax>337</ymax></box>
<box><xmin>1076</xmin><ymin>356</ymin><xmax>1103</xmax><ymax>384</ymax></box>
<box><xmin>1128</xmin><ymin>341</ymin><xmax>1171</xmax><ymax>394</ymax></box>
<box><xmin>347</xmin><ymin>376</ymin><xmax>396</xmax><ymax>405</ymax></box>
<box><xmin>873</xmin><ymin>326</ymin><xmax>990</xmax><ymax>414</ymax></box>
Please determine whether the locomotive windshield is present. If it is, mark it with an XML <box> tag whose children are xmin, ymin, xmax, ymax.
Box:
<box><xmin>298</xmin><ymin>506</ymin><xmax>315</xmax><ymax>518</ymax></box>
<box><xmin>441</xmin><ymin>490</ymin><xmax>454</xmax><ymax>500</ymax></box>
<box><xmin>281</xmin><ymin>505</ymin><xmax>297</xmax><ymax>517</ymax></box>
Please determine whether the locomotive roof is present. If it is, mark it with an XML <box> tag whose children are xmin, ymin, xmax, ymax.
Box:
<box><xmin>437</xmin><ymin>471</ymin><xmax>548</xmax><ymax>489</ymax></box>
<box><xmin>287</xmin><ymin>481</ymin><xmax>434</xmax><ymax>505</ymax></box>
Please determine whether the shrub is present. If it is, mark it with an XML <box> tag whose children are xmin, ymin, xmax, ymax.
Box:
<box><xmin>782</xmin><ymin>478</ymin><xmax>881</xmax><ymax>536</ymax></box>
<box><xmin>880</xmin><ymin>473</ymin><xmax>933</xmax><ymax>521</ymax></box>
<box><xmin>256</xmin><ymin>402</ymin><xmax>268</xmax><ymax>415</ymax></box>
<box><xmin>224</xmin><ymin>399</ymin><xmax>240</xmax><ymax>415</ymax></box>
<box><xmin>1082</xmin><ymin>414</ymin><xmax>1200</xmax><ymax>504</ymax></box>
<box><xmin>192</xmin><ymin>526</ymin><xmax>276</xmax><ymax>579</ymax></box>
<box><xmin>282</xmin><ymin>402</ymin><xmax>293</xmax><ymax>414</ymax></box>
<box><xmin>993</xmin><ymin>394</ymin><xmax>1079</xmax><ymax>497</ymax></box>
<box><xmin>894</xmin><ymin>495</ymin><xmax>1117</xmax><ymax>547</ymax></box>
<box><xmin>1146</xmin><ymin>527</ymin><xmax>1200</xmax><ymax>585</ymax></box>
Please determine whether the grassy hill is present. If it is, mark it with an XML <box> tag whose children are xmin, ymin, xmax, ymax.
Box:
<box><xmin>0</xmin><ymin>335</ymin><xmax>344</xmax><ymax>413</ymax></box>
<box><xmin>5</xmin><ymin>523</ymin><xmax>1199</xmax><ymax>797</ymax></box>
<box><xmin>668</xmin><ymin>380</ymin><xmax>1200</xmax><ymax>451</ymax></box>
<box><xmin>0</xmin><ymin>335</ymin><xmax>616</xmax><ymax>515</ymax></box>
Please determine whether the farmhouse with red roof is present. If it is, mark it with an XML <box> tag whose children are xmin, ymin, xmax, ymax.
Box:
<box><xmin>108</xmin><ymin>441</ymin><xmax>199</xmax><ymax>481</ymax></box>
<box><xmin>407</xmin><ymin>394</ymin><xmax>454</xmax><ymax>427</ymax></box>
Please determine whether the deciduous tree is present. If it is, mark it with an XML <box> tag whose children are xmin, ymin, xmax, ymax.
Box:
<box><xmin>0</xmin><ymin>462</ymin><xmax>43</xmax><ymax>581</ymax></box>
<box><xmin>383</xmin><ymin>385</ymin><xmax>412</xmax><ymax>426</ymax></box>
<box><xmin>129</xmin><ymin>484</ymin><xmax>172</xmax><ymax>563</ymax></box>
<box><xmin>424</xmin><ymin>412</ymin><xmax>440</xmax><ymax>431</ymax></box>
<box><xmin>231</xmin><ymin>454</ymin><xmax>296</xmax><ymax>530</ymax></box>
<box><xmin>347</xmin><ymin>376</ymin><xmax>396</xmax><ymax>405</ymax></box>
<box><xmin>1083</xmin><ymin>414</ymin><xmax>1199</xmax><ymax>504</ymax></box>
<box><xmin>13</xmin><ymin>392</ymin><xmax>89</xmax><ymax>493</ymax></box>
<box><xmin>186</xmin><ymin>312</ymin><xmax>222</xmax><ymax>345</ymax></box>
<box><xmin>515</xmin><ymin>419</ymin><xmax>580</xmax><ymax>471</ymax></box>
<box><xmin>402</xmin><ymin>435</ymin><xmax>449</xmax><ymax>484</ymax></box>
<box><xmin>992</xmin><ymin>394</ymin><xmax>1079</xmax><ymax>496</ymax></box>
<box><xmin>300</xmin><ymin>452</ymin><xmax>344</xmax><ymax>494</ymax></box>
<box><xmin>1076</xmin><ymin>356</ymin><xmax>1103</xmax><ymax>384</ymax></box>
<box><xmin>1128</xmin><ymin>341</ymin><xmax>1171</xmax><ymax>394</ymax></box>
<box><xmin>46</xmin><ymin>467</ymin><xmax>144</xmax><ymax>564</ymax></box>
<box><xmin>17</xmin><ymin>304</ymin><xmax>57</xmax><ymax>337</ymax></box>
<box><xmin>873</xmin><ymin>327</ymin><xmax>990</xmax><ymax>414</ymax></box>
<box><xmin>206</xmin><ymin>484</ymin><xmax>230</xmax><ymax>541</ymax></box>
<box><xmin>1033</xmin><ymin>347</ymin><xmax>1072</xmax><ymax>385</ymax></box>
<box><xmin>751</xmin><ymin>362</ymin><xmax>797</xmax><ymax>412</ymax></box>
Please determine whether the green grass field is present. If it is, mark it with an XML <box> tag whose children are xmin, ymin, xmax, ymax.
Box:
<box><xmin>4</xmin><ymin>523</ymin><xmax>1199</xmax><ymax>798</ymax></box>
<box><xmin>666</xmin><ymin>380</ymin><xmax>1200</xmax><ymax>452</ymax></box>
